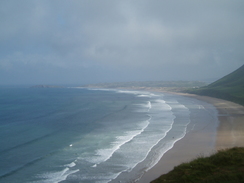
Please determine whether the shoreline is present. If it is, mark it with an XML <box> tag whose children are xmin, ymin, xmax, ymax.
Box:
<box><xmin>137</xmin><ymin>92</ymin><xmax>244</xmax><ymax>183</ymax></box>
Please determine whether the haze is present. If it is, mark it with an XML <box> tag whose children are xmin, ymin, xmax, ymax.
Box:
<box><xmin>1</xmin><ymin>0</ymin><xmax>244</xmax><ymax>85</ymax></box>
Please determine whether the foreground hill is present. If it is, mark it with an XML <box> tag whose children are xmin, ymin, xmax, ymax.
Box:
<box><xmin>186</xmin><ymin>65</ymin><xmax>244</xmax><ymax>105</ymax></box>
<box><xmin>152</xmin><ymin>147</ymin><xmax>244</xmax><ymax>183</ymax></box>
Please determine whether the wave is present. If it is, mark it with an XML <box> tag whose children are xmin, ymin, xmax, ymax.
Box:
<box><xmin>116</xmin><ymin>90</ymin><xmax>144</xmax><ymax>95</ymax></box>
<box><xmin>110</xmin><ymin>124</ymin><xmax>176</xmax><ymax>182</ymax></box>
<box><xmin>1</xmin><ymin>88</ymin><xmax>205</xmax><ymax>183</ymax></box>
<box><xmin>108</xmin><ymin>100</ymin><xmax>176</xmax><ymax>182</ymax></box>
<box><xmin>87</xmin><ymin>88</ymin><xmax>117</xmax><ymax>92</ymax></box>
<box><xmin>131</xmin><ymin>99</ymin><xmax>187</xmax><ymax>170</ymax></box>
<box><xmin>154</xmin><ymin>99</ymin><xmax>172</xmax><ymax>111</ymax></box>
<box><xmin>110</xmin><ymin>98</ymin><xmax>192</xmax><ymax>182</ymax></box>
<box><xmin>64</xmin><ymin>160</ymin><xmax>77</xmax><ymax>168</ymax></box>
<box><xmin>90</xmin><ymin>118</ymin><xmax>151</xmax><ymax>165</ymax></box>
<box><xmin>134</xmin><ymin>101</ymin><xmax>152</xmax><ymax>113</ymax></box>
<box><xmin>137</xmin><ymin>94</ymin><xmax>151</xmax><ymax>97</ymax></box>
<box><xmin>145</xmin><ymin>118</ymin><xmax>191</xmax><ymax>172</ymax></box>
<box><xmin>28</xmin><ymin>159</ymin><xmax>78</xmax><ymax>183</ymax></box>
<box><xmin>146</xmin><ymin>101</ymin><xmax>152</xmax><ymax>111</ymax></box>
<box><xmin>132</xmin><ymin>132</ymin><xmax>188</xmax><ymax>183</ymax></box>
<box><xmin>198</xmin><ymin>105</ymin><xmax>205</xmax><ymax>109</ymax></box>
<box><xmin>33</xmin><ymin>167</ymin><xmax>79</xmax><ymax>183</ymax></box>
<box><xmin>83</xmin><ymin>88</ymin><xmax>159</xmax><ymax>98</ymax></box>
<box><xmin>87</xmin><ymin>88</ymin><xmax>159</xmax><ymax>100</ymax></box>
<box><xmin>116</xmin><ymin>90</ymin><xmax>155</xmax><ymax>98</ymax></box>
<box><xmin>142</xmin><ymin>101</ymin><xmax>191</xmax><ymax>171</ymax></box>
<box><xmin>130</xmin><ymin>114</ymin><xmax>175</xmax><ymax>171</ymax></box>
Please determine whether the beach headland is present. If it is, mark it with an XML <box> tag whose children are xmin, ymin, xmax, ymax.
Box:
<box><xmin>137</xmin><ymin>92</ymin><xmax>244</xmax><ymax>183</ymax></box>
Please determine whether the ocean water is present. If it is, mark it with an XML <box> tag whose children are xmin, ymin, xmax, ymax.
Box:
<box><xmin>0</xmin><ymin>87</ymin><xmax>219</xmax><ymax>183</ymax></box>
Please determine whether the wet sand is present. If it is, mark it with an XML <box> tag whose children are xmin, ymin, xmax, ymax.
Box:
<box><xmin>137</xmin><ymin>93</ymin><xmax>244</xmax><ymax>183</ymax></box>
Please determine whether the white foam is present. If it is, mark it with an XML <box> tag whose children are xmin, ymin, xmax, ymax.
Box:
<box><xmin>137</xmin><ymin>94</ymin><xmax>151</xmax><ymax>98</ymax></box>
<box><xmin>90</xmin><ymin>119</ymin><xmax>150</xmax><ymax>164</ymax></box>
<box><xmin>116</xmin><ymin>90</ymin><xmax>157</xmax><ymax>98</ymax></box>
<box><xmin>198</xmin><ymin>105</ymin><xmax>204</xmax><ymax>109</ymax></box>
<box><xmin>116</xmin><ymin>90</ymin><xmax>145</xmax><ymax>95</ymax></box>
<box><xmin>141</xmin><ymin>101</ymin><xmax>191</xmax><ymax>172</ymax></box>
<box><xmin>88</xmin><ymin>88</ymin><xmax>160</xmax><ymax>99</ymax></box>
<box><xmin>147</xmin><ymin>101</ymin><xmax>152</xmax><ymax>111</ymax></box>
<box><xmin>174</xmin><ymin>102</ymin><xmax>189</xmax><ymax>111</ymax></box>
<box><xmin>130</xmin><ymin>116</ymin><xmax>175</xmax><ymax>171</ymax></box>
<box><xmin>134</xmin><ymin>101</ymin><xmax>152</xmax><ymax>112</ymax></box>
<box><xmin>154</xmin><ymin>99</ymin><xmax>172</xmax><ymax>111</ymax></box>
<box><xmin>145</xmin><ymin>136</ymin><xmax>182</xmax><ymax>171</ymax></box>
<box><xmin>117</xmin><ymin>90</ymin><xmax>136</xmax><ymax>93</ymax></box>
<box><xmin>123</xmin><ymin>100</ymin><xmax>191</xmax><ymax>176</ymax></box>
<box><xmin>146</xmin><ymin>117</ymin><xmax>191</xmax><ymax>171</ymax></box>
<box><xmin>87</xmin><ymin>88</ymin><xmax>117</xmax><ymax>92</ymax></box>
<box><xmin>137</xmin><ymin>93</ymin><xmax>158</xmax><ymax>98</ymax></box>
<box><xmin>34</xmin><ymin>167</ymin><xmax>79</xmax><ymax>183</ymax></box>
<box><xmin>109</xmin><ymin>116</ymin><xmax>176</xmax><ymax>182</ymax></box>
<box><xmin>64</xmin><ymin>161</ymin><xmax>76</xmax><ymax>168</ymax></box>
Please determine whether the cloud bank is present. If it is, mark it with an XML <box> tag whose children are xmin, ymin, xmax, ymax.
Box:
<box><xmin>1</xmin><ymin>0</ymin><xmax>244</xmax><ymax>84</ymax></box>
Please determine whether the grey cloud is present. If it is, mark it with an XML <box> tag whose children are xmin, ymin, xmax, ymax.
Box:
<box><xmin>0</xmin><ymin>0</ymin><xmax>244</xmax><ymax>85</ymax></box>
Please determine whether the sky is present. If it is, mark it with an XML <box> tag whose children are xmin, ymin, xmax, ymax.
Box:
<box><xmin>0</xmin><ymin>0</ymin><xmax>244</xmax><ymax>85</ymax></box>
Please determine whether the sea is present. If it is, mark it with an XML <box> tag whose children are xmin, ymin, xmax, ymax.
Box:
<box><xmin>0</xmin><ymin>86</ymin><xmax>219</xmax><ymax>183</ymax></box>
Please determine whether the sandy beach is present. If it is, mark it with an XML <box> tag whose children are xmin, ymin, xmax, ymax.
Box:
<box><xmin>137</xmin><ymin>93</ymin><xmax>244</xmax><ymax>183</ymax></box>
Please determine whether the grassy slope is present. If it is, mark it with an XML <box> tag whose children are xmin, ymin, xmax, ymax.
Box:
<box><xmin>186</xmin><ymin>65</ymin><xmax>244</xmax><ymax>105</ymax></box>
<box><xmin>151</xmin><ymin>147</ymin><xmax>244</xmax><ymax>183</ymax></box>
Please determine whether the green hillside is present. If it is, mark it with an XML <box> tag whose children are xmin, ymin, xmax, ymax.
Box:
<box><xmin>186</xmin><ymin>65</ymin><xmax>244</xmax><ymax>105</ymax></box>
<box><xmin>151</xmin><ymin>147</ymin><xmax>244</xmax><ymax>183</ymax></box>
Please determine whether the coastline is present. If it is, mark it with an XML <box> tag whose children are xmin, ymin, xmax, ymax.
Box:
<box><xmin>178</xmin><ymin>93</ymin><xmax>244</xmax><ymax>149</ymax></box>
<box><xmin>137</xmin><ymin>92</ymin><xmax>244</xmax><ymax>183</ymax></box>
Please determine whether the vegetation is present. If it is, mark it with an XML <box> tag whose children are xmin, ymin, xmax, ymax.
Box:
<box><xmin>151</xmin><ymin>147</ymin><xmax>244</xmax><ymax>183</ymax></box>
<box><xmin>186</xmin><ymin>65</ymin><xmax>244</xmax><ymax>106</ymax></box>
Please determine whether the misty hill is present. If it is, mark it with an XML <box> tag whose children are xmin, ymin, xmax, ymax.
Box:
<box><xmin>84</xmin><ymin>80</ymin><xmax>207</xmax><ymax>92</ymax></box>
<box><xmin>187</xmin><ymin>64</ymin><xmax>244</xmax><ymax>105</ymax></box>
<box><xmin>31</xmin><ymin>85</ymin><xmax>64</xmax><ymax>88</ymax></box>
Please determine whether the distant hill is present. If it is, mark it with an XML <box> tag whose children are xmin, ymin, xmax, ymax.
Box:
<box><xmin>186</xmin><ymin>65</ymin><xmax>244</xmax><ymax>105</ymax></box>
<box><xmin>31</xmin><ymin>85</ymin><xmax>64</xmax><ymax>88</ymax></box>
<box><xmin>84</xmin><ymin>80</ymin><xmax>207</xmax><ymax>92</ymax></box>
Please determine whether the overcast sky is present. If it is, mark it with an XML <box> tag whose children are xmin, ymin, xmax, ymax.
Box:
<box><xmin>1</xmin><ymin>0</ymin><xmax>244</xmax><ymax>85</ymax></box>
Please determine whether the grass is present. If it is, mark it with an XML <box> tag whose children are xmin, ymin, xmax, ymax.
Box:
<box><xmin>151</xmin><ymin>147</ymin><xmax>244</xmax><ymax>183</ymax></box>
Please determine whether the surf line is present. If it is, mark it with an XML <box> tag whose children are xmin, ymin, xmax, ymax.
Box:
<box><xmin>92</xmin><ymin>116</ymin><xmax>151</xmax><ymax>168</ymax></box>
